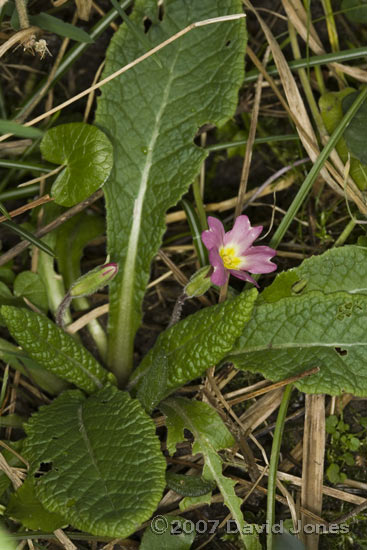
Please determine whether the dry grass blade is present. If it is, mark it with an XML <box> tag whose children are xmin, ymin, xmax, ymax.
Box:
<box><xmin>239</xmin><ymin>388</ymin><xmax>284</xmax><ymax>434</ymax></box>
<box><xmin>257</xmin><ymin>465</ymin><xmax>365</xmax><ymax>505</ymax></box>
<box><xmin>301</xmin><ymin>394</ymin><xmax>326</xmax><ymax>549</ymax></box>
<box><xmin>165</xmin><ymin>172</ymin><xmax>296</xmax><ymax>223</ymax></box>
<box><xmin>281</xmin><ymin>0</ymin><xmax>324</xmax><ymax>55</ymax></box>
<box><xmin>234</xmin><ymin>47</ymin><xmax>269</xmax><ymax>217</ymax></box>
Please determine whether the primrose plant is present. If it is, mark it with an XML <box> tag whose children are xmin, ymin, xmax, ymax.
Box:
<box><xmin>2</xmin><ymin>1</ymin><xmax>367</xmax><ymax>549</ymax></box>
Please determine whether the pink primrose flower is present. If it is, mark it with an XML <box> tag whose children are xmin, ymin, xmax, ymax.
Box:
<box><xmin>201</xmin><ymin>215</ymin><xmax>277</xmax><ymax>287</ymax></box>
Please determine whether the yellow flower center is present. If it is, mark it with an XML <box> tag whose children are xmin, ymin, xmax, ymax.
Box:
<box><xmin>219</xmin><ymin>246</ymin><xmax>242</xmax><ymax>270</ymax></box>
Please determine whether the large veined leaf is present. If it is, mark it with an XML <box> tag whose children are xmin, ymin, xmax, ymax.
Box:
<box><xmin>1</xmin><ymin>306</ymin><xmax>114</xmax><ymax>393</ymax></box>
<box><xmin>227</xmin><ymin>290</ymin><xmax>367</xmax><ymax>396</ymax></box>
<box><xmin>160</xmin><ymin>398</ymin><xmax>261</xmax><ymax>550</ymax></box>
<box><xmin>261</xmin><ymin>244</ymin><xmax>367</xmax><ymax>303</ymax></box>
<box><xmin>95</xmin><ymin>0</ymin><xmax>247</xmax><ymax>383</ymax></box>
<box><xmin>133</xmin><ymin>289</ymin><xmax>258</xmax><ymax>412</ymax></box>
<box><xmin>23</xmin><ymin>385</ymin><xmax>166</xmax><ymax>537</ymax></box>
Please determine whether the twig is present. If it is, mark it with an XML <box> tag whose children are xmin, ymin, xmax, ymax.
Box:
<box><xmin>0</xmin><ymin>194</ymin><xmax>53</xmax><ymax>223</ymax></box>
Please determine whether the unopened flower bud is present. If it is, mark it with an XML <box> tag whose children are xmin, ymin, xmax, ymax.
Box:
<box><xmin>184</xmin><ymin>265</ymin><xmax>212</xmax><ymax>298</ymax></box>
<box><xmin>69</xmin><ymin>263</ymin><xmax>118</xmax><ymax>298</ymax></box>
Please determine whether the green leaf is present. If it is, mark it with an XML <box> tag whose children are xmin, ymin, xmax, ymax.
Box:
<box><xmin>160</xmin><ymin>398</ymin><xmax>261</xmax><ymax>550</ymax></box>
<box><xmin>343</xmin><ymin>91</ymin><xmax>367</xmax><ymax>164</ymax></box>
<box><xmin>140</xmin><ymin>515</ymin><xmax>195</xmax><ymax>550</ymax></box>
<box><xmin>261</xmin><ymin>245</ymin><xmax>367</xmax><ymax>303</ymax></box>
<box><xmin>0</xmin><ymin>267</ymin><xmax>15</xmax><ymax>286</ymax></box>
<box><xmin>227</xmin><ymin>291</ymin><xmax>367</xmax><ymax>396</ymax></box>
<box><xmin>319</xmin><ymin>89</ymin><xmax>367</xmax><ymax>190</ymax></box>
<box><xmin>0</xmin><ymin>523</ymin><xmax>16</xmax><ymax>550</ymax></box>
<box><xmin>0</xmin><ymin>337</ymin><xmax>68</xmax><ymax>395</ymax></box>
<box><xmin>0</xmin><ymin>281</ymin><xmax>18</xmax><ymax>308</ymax></box>
<box><xmin>274</xmin><ymin>532</ymin><xmax>306</xmax><ymax>550</ymax></box>
<box><xmin>55</xmin><ymin>212</ymin><xmax>107</xmax><ymax>356</ymax></box>
<box><xmin>13</xmin><ymin>271</ymin><xmax>48</xmax><ymax>313</ymax></box>
<box><xmin>0</xmin><ymin>119</ymin><xmax>43</xmax><ymax>139</ymax></box>
<box><xmin>29</xmin><ymin>12</ymin><xmax>93</xmax><ymax>43</ymax></box>
<box><xmin>40</xmin><ymin>123</ymin><xmax>113</xmax><ymax>206</ymax></box>
<box><xmin>326</xmin><ymin>463</ymin><xmax>342</xmax><ymax>484</ymax></box>
<box><xmin>56</xmin><ymin>212</ymin><xmax>105</xmax><ymax>289</ymax></box>
<box><xmin>341</xmin><ymin>0</ymin><xmax>367</xmax><ymax>22</ymax></box>
<box><xmin>166</xmin><ymin>472</ymin><xmax>215</xmax><ymax>497</ymax></box>
<box><xmin>179</xmin><ymin>493</ymin><xmax>212</xmax><ymax>511</ymax></box>
<box><xmin>1</xmin><ymin>306</ymin><xmax>114</xmax><ymax>393</ymax></box>
<box><xmin>7</xmin><ymin>477</ymin><xmax>66</xmax><ymax>531</ymax></box>
<box><xmin>95</xmin><ymin>0</ymin><xmax>248</xmax><ymax>381</ymax></box>
<box><xmin>325</xmin><ymin>415</ymin><xmax>338</xmax><ymax>434</ymax></box>
<box><xmin>349</xmin><ymin>437</ymin><xmax>360</xmax><ymax>451</ymax></box>
<box><xmin>23</xmin><ymin>386</ymin><xmax>166</xmax><ymax>537</ymax></box>
<box><xmin>133</xmin><ymin>289</ymin><xmax>258</xmax><ymax>412</ymax></box>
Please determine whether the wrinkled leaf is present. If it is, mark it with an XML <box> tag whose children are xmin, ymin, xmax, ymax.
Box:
<box><xmin>140</xmin><ymin>515</ymin><xmax>195</xmax><ymax>550</ymax></box>
<box><xmin>343</xmin><ymin>91</ymin><xmax>367</xmax><ymax>164</ymax></box>
<box><xmin>133</xmin><ymin>289</ymin><xmax>258</xmax><ymax>412</ymax></box>
<box><xmin>1</xmin><ymin>306</ymin><xmax>114</xmax><ymax>393</ymax></box>
<box><xmin>228</xmin><ymin>291</ymin><xmax>367</xmax><ymax>396</ymax></box>
<box><xmin>7</xmin><ymin>477</ymin><xmax>66</xmax><ymax>531</ymax></box>
<box><xmin>95</xmin><ymin>0</ymin><xmax>248</xmax><ymax>380</ymax></box>
<box><xmin>160</xmin><ymin>398</ymin><xmax>260</xmax><ymax>550</ymax></box>
<box><xmin>261</xmin><ymin>244</ymin><xmax>367</xmax><ymax>303</ymax></box>
<box><xmin>23</xmin><ymin>386</ymin><xmax>166</xmax><ymax>537</ymax></box>
<box><xmin>13</xmin><ymin>271</ymin><xmax>48</xmax><ymax>313</ymax></box>
<box><xmin>40</xmin><ymin>123</ymin><xmax>113</xmax><ymax>206</ymax></box>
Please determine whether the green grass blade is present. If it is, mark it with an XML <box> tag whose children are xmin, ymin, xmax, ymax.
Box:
<box><xmin>2</xmin><ymin>220</ymin><xmax>55</xmax><ymax>257</ymax></box>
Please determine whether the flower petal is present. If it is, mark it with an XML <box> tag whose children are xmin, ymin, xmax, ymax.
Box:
<box><xmin>241</xmin><ymin>246</ymin><xmax>277</xmax><ymax>273</ymax></box>
<box><xmin>223</xmin><ymin>215</ymin><xmax>263</xmax><ymax>253</ymax></box>
<box><xmin>202</xmin><ymin>216</ymin><xmax>225</xmax><ymax>251</ymax></box>
<box><xmin>208</xmin><ymin>248</ymin><xmax>227</xmax><ymax>286</ymax></box>
<box><xmin>229</xmin><ymin>269</ymin><xmax>259</xmax><ymax>288</ymax></box>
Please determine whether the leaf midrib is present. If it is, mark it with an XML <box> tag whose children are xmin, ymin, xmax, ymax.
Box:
<box><xmin>112</xmin><ymin>47</ymin><xmax>181</xmax><ymax>367</ymax></box>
